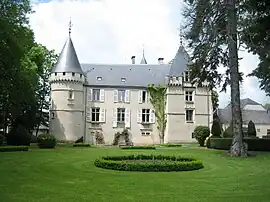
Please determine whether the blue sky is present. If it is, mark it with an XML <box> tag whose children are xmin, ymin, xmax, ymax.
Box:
<box><xmin>29</xmin><ymin>0</ymin><xmax>270</xmax><ymax>108</ymax></box>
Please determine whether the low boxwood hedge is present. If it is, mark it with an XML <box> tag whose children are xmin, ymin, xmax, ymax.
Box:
<box><xmin>73</xmin><ymin>143</ymin><xmax>91</xmax><ymax>147</ymax></box>
<box><xmin>120</xmin><ymin>146</ymin><xmax>156</xmax><ymax>150</ymax></box>
<box><xmin>208</xmin><ymin>137</ymin><xmax>270</xmax><ymax>151</ymax></box>
<box><xmin>159</xmin><ymin>143</ymin><xmax>182</xmax><ymax>147</ymax></box>
<box><xmin>37</xmin><ymin>133</ymin><xmax>57</xmax><ymax>149</ymax></box>
<box><xmin>0</xmin><ymin>146</ymin><xmax>29</xmax><ymax>152</ymax></box>
<box><xmin>94</xmin><ymin>154</ymin><xmax>203</xmax><ymax>172</ymax></box>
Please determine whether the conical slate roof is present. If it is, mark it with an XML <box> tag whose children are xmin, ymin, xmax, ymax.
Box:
<box><xmin>169</xmin><ymin>45</ymin><xmax>190</xmax><ymax>76</ymax></box>
<box><xmin>51</xmin><ymin>36</ymin><xmax>83</xmax><ymax>73</ymax></box>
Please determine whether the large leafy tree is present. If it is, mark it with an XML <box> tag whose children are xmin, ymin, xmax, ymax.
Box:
<box><xmin>183</xmin><ymin>0</ymin><xmax>247</xmax><ymax>156</ymax></box>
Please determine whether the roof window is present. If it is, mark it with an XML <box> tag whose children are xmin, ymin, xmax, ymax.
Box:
<box><xmin>121</xmin><ymin>78</ymin><xmax>126</xmax><ymax>82</ymax></box>
<box><xmin>97</xmin><ymin>77</ymin><xmax>102</xmax><ymax>81</ymax></box>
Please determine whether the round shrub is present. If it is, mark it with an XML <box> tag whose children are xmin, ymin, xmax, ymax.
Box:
<box><xmin>6</xmin><ymin>124</ymin><xmax>31</xmax><ymax>146</ymax></box>
<box><xmin>194</xmin><ymin>126</ymin><xmax>210</xmax><ymax>146</ymax></box>
<box><xmin>94</xmin><ymin>154</ymin><xmax>203</xmax><ymax>172</ymax></box>
<box><xmin>37</xmin><ymin>133</ymin><xmax>57</xmax><ymax>149</ymax></box>
<box><xmin>211</xmin><ymin>119</ymin><xmax>222</xmax><ymax>137</ymax></box>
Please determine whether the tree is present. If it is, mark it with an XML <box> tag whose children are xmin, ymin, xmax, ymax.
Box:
<box><xmin>147</xmin><ymin>84</ymin><xmax>166</xmax><ymax>144</ymax></box>
<box><xmin>211</xmin><ymin>119</ymin><xmax>222</xmax><ymax>137</ymax></box>
<box><xmin>247</xmin><ymin>120</ymin><xmax>256</xmax><ymax>137</ymax></box>
<box><xmin>183</xmin><ymin>0</ymin><xmax>247</xmax><ymax>156</ymax></box>
<box><xmin>211</xmin><ymin>90</ymin><xmax>219</xmax><ymax>111</ymax></box>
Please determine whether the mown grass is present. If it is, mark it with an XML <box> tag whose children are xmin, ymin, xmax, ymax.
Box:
<box><xmin>0</xmin><ymin>145</ymin><xmax>270</xmax><ymax>202</ymax></box>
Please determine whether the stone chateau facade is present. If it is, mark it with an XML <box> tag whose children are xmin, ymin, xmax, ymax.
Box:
<box><xmin>49</xmin><ymin>32</ymin><xmax>213</xmax><ymax>145</ymax></box>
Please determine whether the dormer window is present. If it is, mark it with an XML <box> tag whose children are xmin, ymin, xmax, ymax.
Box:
<box><xmin>121</xmin><ymin>78</ymin><xmax>126</xmax><ymax>82</ymax></box>
<box><xmin>184</xmin><ymin>71</ymin><xmax>190</xmax><ymax>82</ymax></box>
<box><xmin>97</xmin><ymin>77</ymin><xmax>102</xmax><ymax>81</ymax></box>
<box><xmin>55</xmin><ymin>73</ymin><xmax>57</xmax><ymax>76</ymax></box>
<box><xmin>72</xmin><ymin>72</ymin><xmax>75</xmax><ymax>76</ymax></box>
<box><xmin>80</xmin><ymin>74</ymin><xmax>82</xmax><ymax>78</ymax></box>
<box><xmin>63</xmin><ymin>72</ymin><xmax>66</xmax><ymax>76</ymax></box>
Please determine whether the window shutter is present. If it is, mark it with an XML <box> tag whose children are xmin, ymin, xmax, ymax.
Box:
<box><xmin>100</xmin><ymin>89</ymin><xmax>105</xmax><ymax>102</ymax></box>
<box><xmin>137</xmin><ymin>109</ymin><xmax>142</xmax><ymax>123</ymax></box>
<box><xmin>100</xmin><ymin>108</ymin><xmax>106</xmax><ymax>122</ymax></box>
<box><xmin>88</xmin><ymin>89</ymin><xmax>92</xmax><ymax>101</ymax></box>
<box><xmin>86</xmin><ymin>107</ymin><xmax>91</xmax><ymax>121</ymax></box>
<box><xmin>138</xmin><ymin>90</ymin><xmax>142</xmax><ymax>104</ymax></box>
<box><xmin>150</xmin><ymin>109</ymin><xmax>155</xmax><ymax>123</ymax></box>
<box><xmin>125</xmin><ymin>108</ymin><xmax>131</xmax><ymax>128</ymax></box>
<box><xmin>113</xmin><ymin>90</ymin><xmax>118</xmax><ymax>102</ymax></box>
<box><xmin>125</xmin><ymin>90</ymin><xmax>130</xmax><ymax>103</ymax></box>
<box><xmin>112</xmin><ymin>108</ymin><xmax>117</xmax><ymax>127</ymax></box>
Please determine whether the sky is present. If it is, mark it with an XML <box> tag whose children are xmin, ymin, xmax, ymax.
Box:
<box><xmin>29</xmin><ymin>0</ymin><xmax>270</xmax><ymax>108</ymax></box>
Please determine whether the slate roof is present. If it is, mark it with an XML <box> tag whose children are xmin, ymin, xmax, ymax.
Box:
<box><xmin>169</xmin><ymin>45</ymin><xmax>190</xmax><ymax>76</ymax></box>
<box><xmin>218</xmin><ymin>98</ymin><xmax>270</xmax><ymax>125</ymax></box>
<box><xmin>51</xmin><ymin>36</ymin><xmax>83</xmax><ymax>73</ymax></box>
<box><xmin>81</xmin><ymin>64</ymin><xmax>170</xmax><ymax>87</ymax></box>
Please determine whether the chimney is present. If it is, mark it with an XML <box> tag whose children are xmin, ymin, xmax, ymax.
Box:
<box><xmin>158</xmin><ymin>57</ymin><xmax>164</xmax><ymax>64</ymax></box>
<box><xmin>131</xmin><ymin>56</ymin><xmax>136</xmax><ymax>64</ymax></box>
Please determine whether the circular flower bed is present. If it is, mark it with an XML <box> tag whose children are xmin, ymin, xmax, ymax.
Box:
<box><xmin>94</xmin><ymin>154</ymin><xmax>203</xmax><ymax>172</ymax></box>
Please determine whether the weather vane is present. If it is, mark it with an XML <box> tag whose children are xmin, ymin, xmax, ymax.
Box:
<box><xmin>68</xmin><ymin>18</ymin><xmax>73</xmax><ymax>36</ymax></box>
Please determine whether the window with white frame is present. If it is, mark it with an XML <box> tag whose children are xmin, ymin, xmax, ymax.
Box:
<box><xmin>142</xmin><ymin>90</ymin><xmax>147</xmax><ymax>103</ymax></box>
<box><xmin>118</xmin><ymin>89</ymin><xmax>125</xmax><ymax>102</ymax></box>
<box><xmin>142</xmin><ymin>109</ymin><xmax>150</xmax><ymax>123</ymax></box>
<box><xmin>68</xmin><ymin>90</ymin><xmax>74</xmax><ymax>100</ymax></box>
<box><xmin>91</xmin><ymin>107</ymin><xmax>100</xmax><ymax>122</ymax></box>
<box><xmin>184</xmin><ymin>71</ymin><xmax>190</xmax><ymax>82</ymax></box>
<box><xmin>117</xmin><ymin>108</ymin><xmax>125</xmax><ymax>123</ymax></box>
<box><xmin>186</xmin><ymin>110</ymin><xmax>194</xmax><ymax>122</ymax></box>
<box><xmin>92</xmin><ymin>89</ymin><xmax>100</xmax><ymax>101</ymax></box>
<box><xmin>185</xmin><ymin>91</ymin><xmax>193</xmax><ymax>102</ymax></box>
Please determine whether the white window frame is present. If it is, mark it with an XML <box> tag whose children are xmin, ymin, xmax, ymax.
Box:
<box><xmin>92</xmin><ymin>89</ymin><xmax>100</xmax><ymax>101</ymax></box>
<box><xmin>185</xmin><ymin>109</ymin><xmax>194</xmax><ymax>122</ymax></box>
<box><xmin>185</xmin><ymin>91</ymin><xmax>193</xmax><ymax>102</ymax></box>
<box><xmin>141</xmin><ymin>131</ymin><xmax>151</xmax><ymax>136</ymax></box>
<box><xmin>184</xmin><ymin>71</ymin><xmax>190</xmax><ymax>82</ymax></box>
<box><xmin>142</xmin><ymin>109</ymin><xmax>150</xmax><ymax>123</ymax></box>
<box><xmin>118</xmin><ymin>89</ymin><xmax>125</xmax><ymax>102</ymax></box>
<box><xmin>91</xmin><ymin>107</ymin><xmax>100</xmax><ymax>122</ymax></box>
<box><xmin>117</xmin><ymin>108</ymin><xmax>125</xmax><ymax>123</ymax></box>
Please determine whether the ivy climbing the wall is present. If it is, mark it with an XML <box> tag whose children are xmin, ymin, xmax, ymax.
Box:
<box><xmin>147</xmin><ymin>84</ymin><xmax>167</xmax><ymax>144</ymax></box>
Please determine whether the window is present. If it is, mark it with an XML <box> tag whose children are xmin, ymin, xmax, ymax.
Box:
<box><xmin>186</xmin><ymin>110</ymin><xmax>194</xmax><ymax>121</ymax></box>
<box><xmin>72</xmin><ymin>72</ymin><xmax>75</xmax><ymax>76</ymax></box>
<box><xmin>142</xmin><ymin>132</ymin><xmax>151</xmax><ymax>136</ymax></box>
<box><xmin>68</xmin><ymin>90</ymin><xmax>74</xmax><ymax>100</ymax></box>
<box><xmin>117</xmin><ymin>108</ymin><xmax>125</xmax><ymax>122</ymax></box>
<box><xmin>142</xmin><ymin>91</ymin><xmax>147</xmax><ymax>103</ymax></box>
<box><xmin>97</xmin><ymin>77</ymin><xmax>102</xmax><ymax>81</ymax></box>
<box><xmin>267</xmin><ymin>129</ymin><xmax>270</xmax><ymax>136</ymax></box>
<box><xmin>55</xmin><ymin>73</ymin><xmax>57</xmax><ymax>76</ymax></box>
<box><xmin>92</xmin><ymin>89</ymin><xmax>100</xmax><ymax>101</ymax></box>
<box><xmin>118</xmin><ymin>89</ymin><xmax>125</xmax><ymax>102</ymax></box>
<box><xmin>257</xmin><ymin>128</ymin><xmax>260</xmax><ymax>132</ymax></box>
<box><xmin>63</xmin><ymin>72</ymin><xmax>66</xmax><ymax>76</ymax></box>
<box><xmin>184</xmin><ymin>71</ymin><xmax>190</xmax><ymax>82</ymax></box>
<box><xmin>142</xmin><ymin>109</ymin><xmax>150</xmax><ymax>123</ymax></box>
<box><xmin>51</xmin><ymin>112</ymin><xmax>55</xmax><ymax>119</ymax></box>
<box><xmin>80</xmin><ymin>74</ymin><xmax>82</xmax><ymax>78</ymax></box>
<box><xmin>91</xmin><ymin>107</ymin><xmax>100</xmax><ymax>122</ymax></box>
<box><xmin>185</xmin><ymin>91</ymin><xmax>193</xmax><ymax>102</ymax></box>
<box><xmin>121</xmin><ymin>78</ymin><xmax>126</xmax><ymax>82</ymax></box>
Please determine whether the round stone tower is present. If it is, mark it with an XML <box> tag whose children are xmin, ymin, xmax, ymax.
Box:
<box><xmin>49</xmin><ymin>32</ymin><xmax>85</xmax><ymax>141</ymax></box>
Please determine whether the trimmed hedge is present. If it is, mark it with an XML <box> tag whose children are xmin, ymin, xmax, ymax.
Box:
<box><xmin>159</xmin><ymin>143</ymin><xmax>182</xmax><ymax>147</ymax></box>
<box><xmin>0</xmin><ymin>146</ymin><xmax>29</xmax><ymax>152</ymax></box>
<box><xmin>120</xmin><ymin>146</ymin><xmax>156</xmax><ymax>150</ymax></box>
<box><xmin>94</xmin><ymin>154</ymin><xmax>203</xmax><ymax>172</ymax></box>
<box><xmin>37</xmin><ymin>133</ymin><xmax>57</xmax><ymax>149</ymax></box>
<box><xmin>208</xmin><ymin>138</ymin><xmax>270</xmax><ymax>151</ymax></box>
<box><xmin>73</xmin><ymin>143</ymin><xmax>91</xmax><ymax>147</ymax></box>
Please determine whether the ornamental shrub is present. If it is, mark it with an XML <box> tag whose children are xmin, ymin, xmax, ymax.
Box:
<box><xmin>120</xmin><ymin>146</ymin><xmax>156</xmax><ymax>150</ymax></box>
<box><xmin>6</xmin><ymin>124</ymin><xmax>31</xmax><ymax>146</ymax></box>
<box><xmin>211</xmin><ymin>119</ymin><xmax>222</xmax><ymax>137</ymax></box>
<box><xmin>0</xmin><ymin>133</ymin><xmax>7</xmax><ymax>146</ymax></box>
<box><xmin>73</xmin><ymin>143</ymin><xmax>91</xmax><ymax>147</ymax></box>
<box><xmin>194</xmin><ymin>125</ymin><xmax>210</xmax><ymax>146</ymax></box>
<box><xmin>37</xmin><ymin>133</ymin><xmax>57</xmax><ymax>149</ymax></box>
<box><xmin>247</xmin><ymin>120</ymin><xmax>256</xmax><ymax>137</ymax></box>
<box><xmin>223</xmin><ymin>122</ymin><xmax>233</xmax><ymax>137</ymax></box>
<box><xmin>0</xmin><ymin>146</ymin><xmax>28</xmax><ymax>152</ymax></box>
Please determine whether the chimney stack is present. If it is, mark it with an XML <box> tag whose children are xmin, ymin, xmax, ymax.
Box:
<box><xmin>131</xmin><ymin>56</ymin><xmax>136</xmax><ymax>64</ymax></box>
<box><xmin>158</xmin><ymin>57</ymin><xmax>164</xmax><ymax>64</ymax></box>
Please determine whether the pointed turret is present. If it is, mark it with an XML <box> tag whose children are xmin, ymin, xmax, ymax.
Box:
<box><xmin>169</xmin><ymin>45</ymin><xmax>190</xmax><ymax>76</ymax></box>
<box><xmin>140</xmin><ymin>45</ymin><xmax>147</xmax><ymax>64</ymax></box>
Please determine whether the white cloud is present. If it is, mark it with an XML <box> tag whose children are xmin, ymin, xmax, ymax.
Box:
<box><xmin>29</xmin><ymin>0</ymin><xmax>269</xmax><ymax>107</ymax></box>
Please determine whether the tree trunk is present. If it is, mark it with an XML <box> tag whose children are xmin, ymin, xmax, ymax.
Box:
<box><xmin>226</xmin><ymin>0</ymin><xmax>247</xmax><ymax>157</ymax></box>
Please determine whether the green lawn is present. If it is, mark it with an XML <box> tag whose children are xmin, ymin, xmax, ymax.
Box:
<box><xmin>0</xmin><ymin>145</ymin><xmax>270</xmax><ymax>202</ymax></box>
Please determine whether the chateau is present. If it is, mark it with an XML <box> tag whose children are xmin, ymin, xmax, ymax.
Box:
<box><xmin>49</xmin><ymin>31</ymin><xmax>213</xmax><ymax>145</ymax></box>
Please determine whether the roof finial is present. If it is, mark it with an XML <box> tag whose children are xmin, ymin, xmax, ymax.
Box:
<box><xmin>68</xmin><ymin>18</ymin><xmax>73</xmax><ymax>36</ymax></box>
<box><xmin>178</xmin><ymin>24</ymin><xmax>183</xmax><ymax>46</ymax></box>
<box><xmin>142</xmin><ymin>44</ymin><xmax>145</xmax><ymax>56</ymax></box>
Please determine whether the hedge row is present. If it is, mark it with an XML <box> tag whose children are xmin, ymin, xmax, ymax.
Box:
<box><xmin>0</xmin><ymin>146</ymin><xmax>29</xmax><ymax>152</ymax></box>
<box><xmin>120</xmin><ymin>146</ymin><xmax>156</xmax><ymax>150</ymax></box>
<box><xmin>208</xmin><ymin>138</ymin><xmax>270</xmax><ymax>151</ymax></box>
<box><xmin>73</xmin><ymin>143</ymin><xmax>91</xmax><ymax>147</ymax></box>
<box><xmin>159</xmin><ymin>144</ymin><xmax>182</xmax><ymax>147</ymax></box>
<box><xmin>94</xmin><ymin>154</ymin><xmax>203</xmax><ymax>172</ymax></box>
